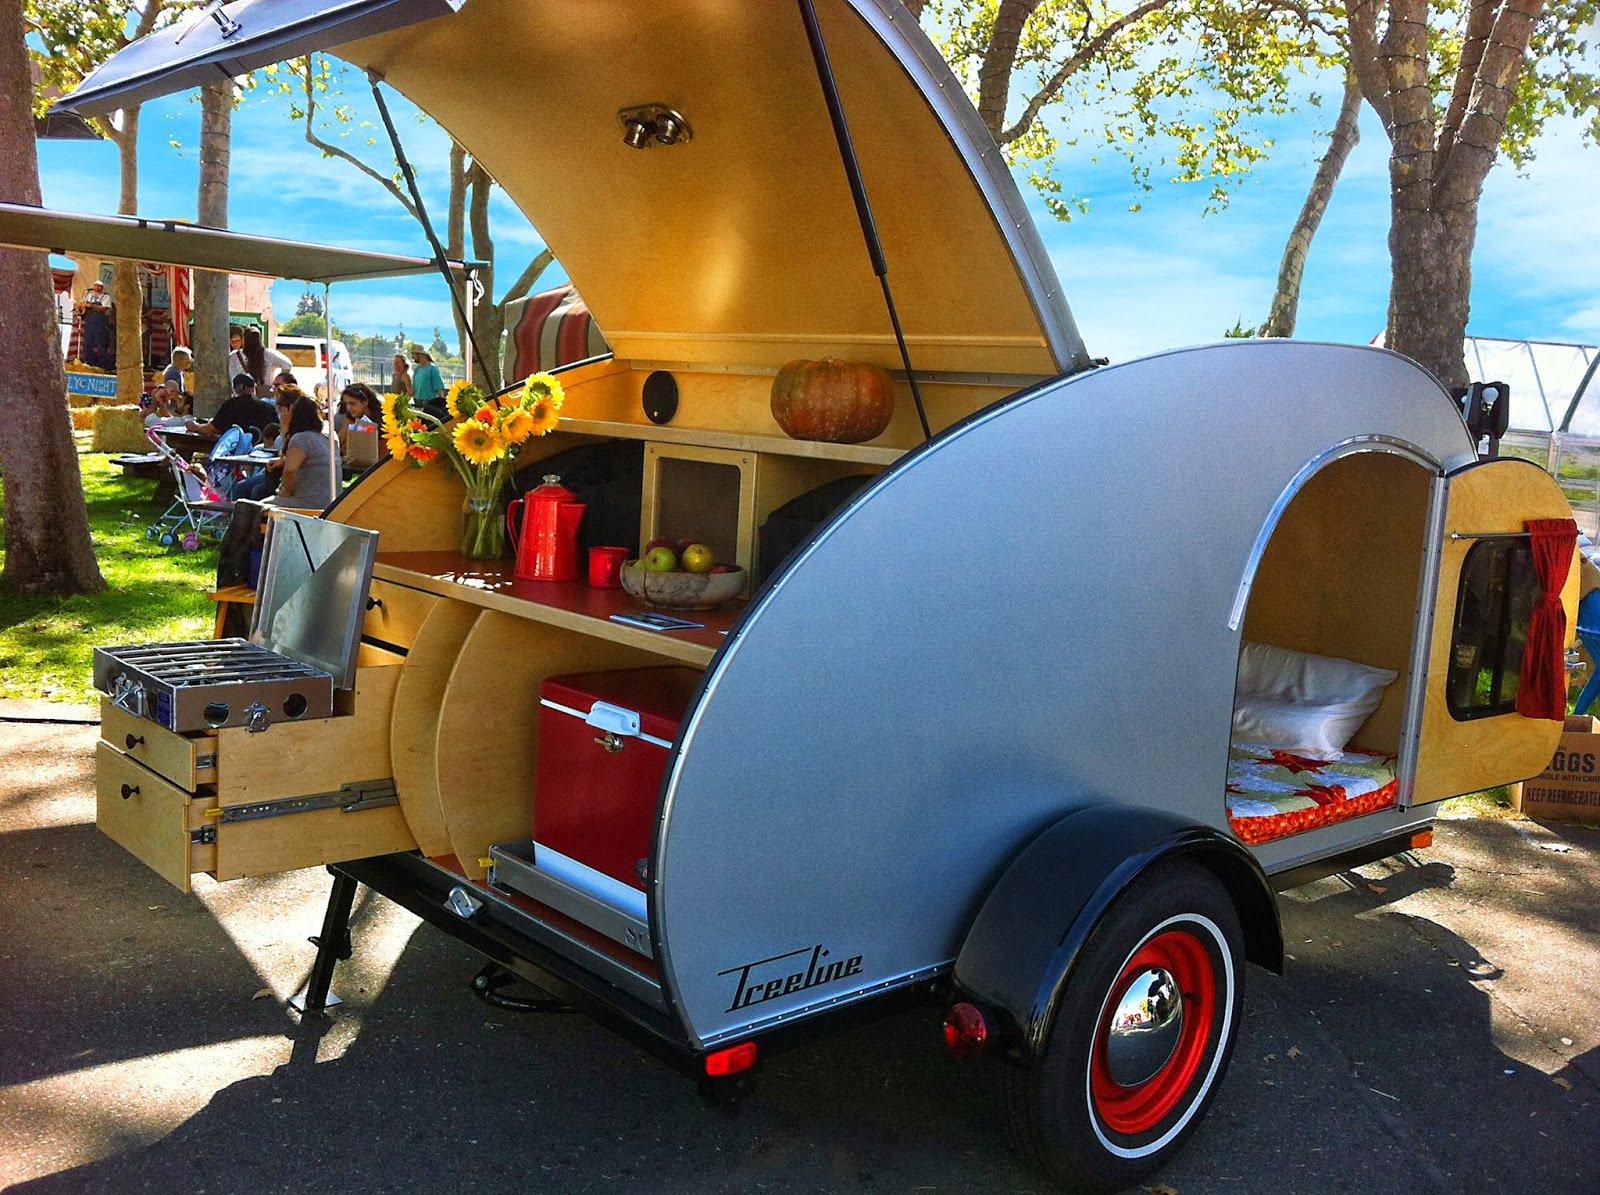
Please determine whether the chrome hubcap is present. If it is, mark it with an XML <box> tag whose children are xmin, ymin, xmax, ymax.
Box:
<box><xmin>1105</xmin><ymin>966</ymin><xmax>1184</xmax><ymax>1087</ymax></box>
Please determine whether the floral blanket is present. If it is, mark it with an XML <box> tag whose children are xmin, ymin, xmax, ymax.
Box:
<box><xmin>1226</xmin><ymin>742</ymin><xmax>1399</xmax><ymax>845</ymax></box>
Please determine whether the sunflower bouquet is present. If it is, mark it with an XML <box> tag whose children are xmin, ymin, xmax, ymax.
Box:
<box><xmin>382</xmin><ymin>373</ymin><xmax>565</xmax><ymax>559</ymax></box>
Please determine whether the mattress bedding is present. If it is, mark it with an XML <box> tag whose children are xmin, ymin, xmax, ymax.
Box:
<box><xmin>1226</xmin><ymin>741</ymin><xmax>1399</xmax><ymax>844</ymax></box>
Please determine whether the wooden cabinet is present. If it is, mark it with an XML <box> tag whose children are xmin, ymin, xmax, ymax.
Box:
<box><xmin>99</xmin><ymin>400</ymin><xmax>904</xmax><ymax>892</ymax></box>
<box><xmin>95</xmin><ymin>661</ymin><xmax>417</xmax><ymax>892</ymax></box>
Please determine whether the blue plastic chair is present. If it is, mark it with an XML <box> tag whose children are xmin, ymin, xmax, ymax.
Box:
<box><xmin>1571</xmin><ymin>589</ymin><xmax>1600</xmax><ymax>714</ymax></box>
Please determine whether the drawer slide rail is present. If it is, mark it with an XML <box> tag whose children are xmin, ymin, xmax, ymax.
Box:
<box><xmin>217</xmin><ymin>778</ymin><xmax>397</xmax><ymax>824</ymax></box>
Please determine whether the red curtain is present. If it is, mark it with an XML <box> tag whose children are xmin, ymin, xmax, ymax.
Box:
<box><xmin>1517</xmin><ymin>518</ymin><xmax>1579</xmax><ymax>720</ymax></box>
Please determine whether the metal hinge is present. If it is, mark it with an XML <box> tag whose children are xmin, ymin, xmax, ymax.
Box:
<box><xmin>190</xmin><ymin>825</ymin><xmax>216</xmax><ymax>845</ymax></box>
<box><xmin>216</xmin><ymin>779</ymin><xmax>398</xmax><ymax>825</ymax></box>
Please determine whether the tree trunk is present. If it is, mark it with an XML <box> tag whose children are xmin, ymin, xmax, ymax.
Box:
<box><xmin>1261</xmin><ymin>70</ymin><xmax>1362</xmax><ymax>339</ymax></box>
<box><xmin>0</xmin><ymin>0</ymin><xmax>104</xmax><ymax>594</ymax></box>
<box><xmin>976</xmin><ymin>0</ymin><xmax>1043</xmax><ymax>139</ymax></box>
<box><xmin>1348</xmin><ymin>0</ymin><xmax>1543</xmax><ymax>390</ymax></box>
<box><xmin>112</xmin><ymin>105</ymin><xmax>144</xmax><ymax>404</ymax></box>
<box><xmin>192</xmin><ymin>82</ymin><xmax>232</xmax><ymax>417</ymax></box>
<box><xmin>1387</xmin><ymin>201</ymin><xmax>1476</xmax><ymax>389</ymax></box>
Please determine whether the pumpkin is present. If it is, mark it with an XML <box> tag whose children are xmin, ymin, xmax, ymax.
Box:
<box><xmin>769</xmin><ymin>358</ymin><xmax>895</xmax><ymax>444</ymax></box>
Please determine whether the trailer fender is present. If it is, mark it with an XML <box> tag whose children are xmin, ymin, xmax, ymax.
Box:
<box><xmin>951</xmin><ymin>806</ymin><xmax>1281</xmax><ymax>1061</ymax></box>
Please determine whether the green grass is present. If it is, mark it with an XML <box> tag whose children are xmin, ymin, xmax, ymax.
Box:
<box><xmin>0</xmin><ymin>444</ymin><xmax>215</xmax><ymax>703</ymax></box>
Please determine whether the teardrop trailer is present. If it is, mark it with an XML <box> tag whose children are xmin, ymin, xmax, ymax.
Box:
<box><xmin>55</xmin><ymin>1</ymin><xmax>1582</xmax><ymax>1189</ymax></box>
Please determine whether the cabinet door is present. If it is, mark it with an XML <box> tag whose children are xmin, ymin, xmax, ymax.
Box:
<box><xmin>1407</xmin><ymin>459</ymin><xmax>1577</xmax><ymax>805</ymax></box>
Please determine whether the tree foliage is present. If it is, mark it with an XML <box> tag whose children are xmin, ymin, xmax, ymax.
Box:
<box><xmin>921</xmin><ymin>0</ymin><xmax>1328</xmax><ymax>218</ymax></box>
<box><xmin>1339</xmin><ymin>0</ymin><xmax>1599</xmax><ymax>383</ymax></box>
<box><xmin>1260</xmin><ymin>0</ymin><xmax>1598</xmax><ymax>356</ymax></box>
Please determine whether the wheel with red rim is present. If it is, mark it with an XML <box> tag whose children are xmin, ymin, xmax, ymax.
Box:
<box><xmin>1000</xmin><ymin>860</ymin><xmax>1243</xmax><ymax>1192</ymax></box>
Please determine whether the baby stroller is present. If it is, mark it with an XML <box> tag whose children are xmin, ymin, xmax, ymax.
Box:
<box><xmin>145</xmin><ymin>427</ymin><xmax>234</xmax><ymax>550</ymax></box>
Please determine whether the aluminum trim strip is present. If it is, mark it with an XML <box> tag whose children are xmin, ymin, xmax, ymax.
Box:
<box><xmin>1398</xmin><ymin>473</ymin><xmax>1454</xmax><ymax>806</ymax></box>
<box><xmin>1228</xmin><ymin>436</ymin><xmax>1443</xmax><ymax>631</ymax></box>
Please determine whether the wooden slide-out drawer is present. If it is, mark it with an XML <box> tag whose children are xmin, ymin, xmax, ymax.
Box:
<box><xmin>96</xmin><ymin>742</ymin><xmax>214</xmax><ymax>893</ymax></box>
<box><xmin>96</xmin><ymin>662</ymin><xmax>418</xmax><ymax>891</ymax></box>
<box><xmin>100</xmin><ymin>697</ymin><xmax>216</xmax><ymax>790</ymax></box>
<box><xmin>363</xmin><ymin>577</ymin><xmax>438</xmax><ymax>650</ymax></box>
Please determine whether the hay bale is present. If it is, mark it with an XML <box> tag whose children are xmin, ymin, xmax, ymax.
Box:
<box><xmin>67</xmin><ymin>390</ymin><xmax>95</xmax><ymax>409</ymax></box>
<box><xmin>70</xmin><ymin>408</ymin><xmax>96</xmax><ymax>431</ymax></box>
<box><xmin>91</xmin><ymin>405</ymin><xmax>148</xmax><ymax>453</ymax></box>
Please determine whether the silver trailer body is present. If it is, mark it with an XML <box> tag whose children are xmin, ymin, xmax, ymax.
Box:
<box><xmin>662</xmin><ymin>340</ymin><xmax>1475</xmax><ymax>1046</ymax></box>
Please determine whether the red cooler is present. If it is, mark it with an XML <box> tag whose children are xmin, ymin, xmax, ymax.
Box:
<box><xmin>534</xmin><ymin>666</ymin><xmax>702</xmax><ymax>891</ymax></box>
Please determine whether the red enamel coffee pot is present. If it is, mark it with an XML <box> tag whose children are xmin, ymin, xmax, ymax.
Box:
<box><xmin>506</xmin><ymin>475</ymin><xmax>586</xmax><ymax>581</ymax></box>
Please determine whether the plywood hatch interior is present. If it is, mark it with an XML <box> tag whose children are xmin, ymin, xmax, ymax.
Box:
<box><xmin>1410</xmin><ymin>458</ymin><xmax>1578</xmax><ymax>804</ymax></box>
<box><xmin>331</xmin><ymin>0</ymin><xmax>1086</xmax><ymax>377</ymax></box>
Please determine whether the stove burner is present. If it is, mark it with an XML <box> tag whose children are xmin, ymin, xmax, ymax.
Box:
<box><xmin>94</xmin><ymin>638</ymin><xmax>335</xmax><ymax>733</ymax></box>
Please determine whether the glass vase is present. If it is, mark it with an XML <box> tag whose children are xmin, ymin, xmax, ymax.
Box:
<box><xmin>460</xmin><ymin>491</ymin><xmax>507</xmax><ymax>560</ymax></box>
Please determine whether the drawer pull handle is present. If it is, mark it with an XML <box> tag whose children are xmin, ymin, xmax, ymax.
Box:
<box><xmin>120</xmin><ymin>784</ymin><xmax>140</xmax><ymax>800</ymax></box>
<box><xmin>367</xmin><ymin>597</ymin><xmax>384</xmax><ymax>610</ymax></box>
<box><xmin>125</xmin><ymin>733</ymin><xmax>144</xmax><ymax>750</ymax></box>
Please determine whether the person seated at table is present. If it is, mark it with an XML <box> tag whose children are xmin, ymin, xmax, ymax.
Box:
<box><xmin>233</xmin><ymin>410</ymin><xmax>289</xmax><ymax>504</ymax></box>
<box><xmin>336</xmin><ymin>383</ymin><xmax>388</xmax><ymax>462</ymax></box>
<box><xmin>144</xmin><ymin>379</ymin><xmax>189</xmax><ymax>429</ymax></box>
<box><xmin>185</xmin><ymin>374</ymin><xmax>278</xmax><ymax>440</ymax></box>
<box><xmin>266</xmin><ymin>392</ymin><xmax>341</xmax><ymax>511</ymax></box>
<box><xmin>163</xmin><ymin>346</ymin><xmax>192</xmax><ymax>392</ymax></box>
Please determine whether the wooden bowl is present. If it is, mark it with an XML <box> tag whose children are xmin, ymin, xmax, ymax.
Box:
<box><xmin>620</xmin><ymin>562</ymin><xmax>745</xmax><ymax>609</ymax></box>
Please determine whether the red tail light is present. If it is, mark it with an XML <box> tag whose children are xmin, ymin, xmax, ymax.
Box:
<box><xmin>704</xmin><ymin>1041</ymin><xmax>758</xmax><ymax>1076</ymax></box>
<box><xmin>942</xmin><ymin>1002</ymin><xmax>988</xmax><ymax>1059</ymax></box>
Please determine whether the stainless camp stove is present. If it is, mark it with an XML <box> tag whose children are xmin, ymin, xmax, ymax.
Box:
<box><xmin>94</xmin><ymin>509</ymin><xmax>378</xmax><ymax>733</ymax></box>
<box><xmin>95</xmin><ymin>638</ymin><xmax>334</xmax><ymax>732</ymax></box>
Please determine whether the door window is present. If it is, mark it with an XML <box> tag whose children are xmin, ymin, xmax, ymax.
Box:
<box><xmin>1445</xmin><ymin>537</ymin><xmax>1538</xmax><ymax>719</ymax></box>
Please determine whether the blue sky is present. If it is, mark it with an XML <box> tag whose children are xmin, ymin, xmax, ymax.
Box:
<box><xmin>34</xmin><ymin>57</ymin><xmax>1599</xmax><ymax>365</ymax></box>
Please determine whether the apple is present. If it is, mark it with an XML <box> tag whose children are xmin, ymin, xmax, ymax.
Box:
<box><xmin>641</xmin><ymin>546</ymin><xmax>678</xmax><ymax>572</ymax></box>
<box><xmin>709</xmin><ymin>563</ymin><xmax>738</xmax><ymax>574</ymax></box>
<box><xmin>643</xmin><ymin>536</ymin><xmax>676</xmax><ymax>556</ymax></box>
<box><xmin>680</xmin><ymin>543</ymin><xmax>715</xmax><ymax>574</ymax></box>
<box><xmin>675</xmin><ymin>537</ymin><xmax>697</xmax><ymax>554</ymax></box>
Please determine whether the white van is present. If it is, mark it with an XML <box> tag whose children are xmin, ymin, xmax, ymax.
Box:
<box><xmin>275</xmin><ymin>335</ymin><xmax>353</xmax><ymax>398</ymax></box>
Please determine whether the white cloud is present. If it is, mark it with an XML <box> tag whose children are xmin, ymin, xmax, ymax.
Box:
<box><xmin>1474</xmin><ymin>124</ymin><xmax>1600</xmax><ymax>342</ymax></box>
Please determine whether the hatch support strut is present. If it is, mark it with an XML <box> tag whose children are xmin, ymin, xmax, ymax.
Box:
<box><xmin>796</xmin><ymin>0</ymin><xmax>932</xmax><ymax>442</ymax></box>
<box><xmin>368</xmin><ymin>73</ymin><xmax>487</xmax><ymax>386</ymax></box>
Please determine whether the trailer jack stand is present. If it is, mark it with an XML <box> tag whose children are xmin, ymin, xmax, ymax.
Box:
<box><xmin>469</xmin><ymin>963</ymin><xmax>572</xmax><ymax>1014</ymax></box>
<box><xmin>290</xmin><ymin>869</ymin><xmax>358</xmax><ymax>1015</ymax></box>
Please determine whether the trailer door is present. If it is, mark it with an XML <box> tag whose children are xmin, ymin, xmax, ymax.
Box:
<box><xmin>1405</xmin><ymin>458</ymin><xmax>1578</xmax><ymax>806</ymax></box>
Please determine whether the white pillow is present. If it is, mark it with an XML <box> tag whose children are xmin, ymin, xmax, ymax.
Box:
<box><xmin>1233</xmin><ymin>642</ymin><xmax>1399</xmax><ymax>755</ymax></box>
<box><xmin>1232</xmin><ymin>694</ymin><xmax>1372</xmax><ymax>756</ymax></box>
<box><xmin>1236</xmin><ymin>641</ymin><xmax>1398</xmax><ymax>706</ymax></box>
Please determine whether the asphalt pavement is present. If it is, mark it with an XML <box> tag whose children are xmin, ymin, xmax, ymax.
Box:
<box><xmin>1</xmin><ymin>708</ymin><xmax>1596</xmax><ymax>1194</ymax></box>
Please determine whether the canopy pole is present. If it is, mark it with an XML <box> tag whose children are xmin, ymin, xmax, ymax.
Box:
<box><xmin>464</xmin><ymin>267</ymin><xmax>478</xmax><ymax>385</ymax></box>
<box><xmin>795</xmin><ymin>0</ymin><xmax>931</xmax><ymax>442</ymax></box>
<box><xmin>367</xmin><ymin>73</ymin><xmax>489</xmax><ymax>378</ymax></box>
<box><xmin>325</xmin><ymin>280</ymin><xmax>338</xmax><ymax>504</ymax></box>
